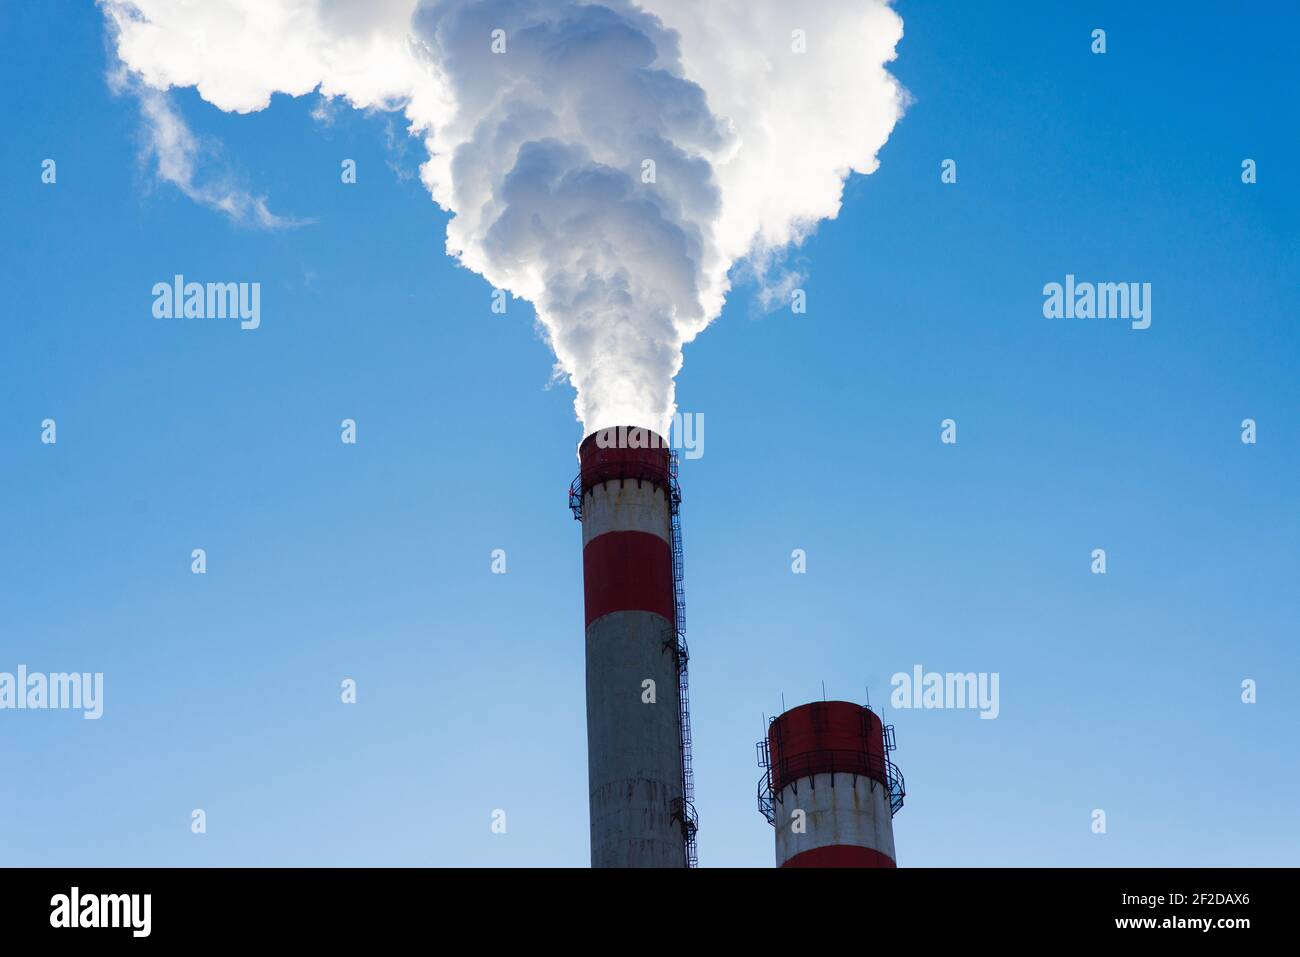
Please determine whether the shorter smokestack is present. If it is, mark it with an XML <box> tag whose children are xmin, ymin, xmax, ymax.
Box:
<box><xmin>757</xmin><ymin>700</ymin><xmax>905</xmax><ymax>867</ymax></box>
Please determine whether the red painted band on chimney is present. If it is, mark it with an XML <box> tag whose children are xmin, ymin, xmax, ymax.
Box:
<box><xmin>577</xmin><ymin>429</ymin><xmax>673</xmax><ymax>499</ymax></box>
<box><xmin>583</xmin><ymin>530</ymin><xmax>674</xmax><ymax>626</ymax></box>
<box><xmin>768</xmin><ymin>701</ymin><xmax>887</xmax><ymax>793</ymax></box>
<box><xmin>781</xmin><ymin>845</ymin><xmax>896</xmax><ymax>868</ymax></box>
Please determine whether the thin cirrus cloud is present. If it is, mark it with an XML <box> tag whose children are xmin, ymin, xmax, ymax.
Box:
<box><xmin>98</xmin><ymin>0</ymin><xmax>907</xmax><ymax>435</ymax></box>
<box><xmin>118</xmin><ymin>74</ymin><xmax>305</xmax><ymax>230</ymax></box>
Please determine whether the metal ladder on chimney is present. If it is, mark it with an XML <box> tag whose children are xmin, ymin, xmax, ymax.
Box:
<box><xmin>666</xmin><ymin>450</ymin><xmax>699</xmax><ymax>867</ymax></box>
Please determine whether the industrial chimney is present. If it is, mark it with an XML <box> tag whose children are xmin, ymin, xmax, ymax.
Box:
<box><xmin>757</xmin><ymin>700</ymin><xmax>904</xmax><ymax>867</ymax></box>
<box><xmin>569</xmin><ymin>427</ymin><xmax>697</xmax><ymax>867</ymax></box>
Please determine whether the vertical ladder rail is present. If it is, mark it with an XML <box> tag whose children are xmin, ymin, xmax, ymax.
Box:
<box><xmin>667</xmin><ymin>451</ymin><xmax>698</xmax><ymax>867</ymax></box>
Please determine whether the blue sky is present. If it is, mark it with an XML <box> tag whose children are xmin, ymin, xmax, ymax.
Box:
<box><xmin>1</xmin><ymin>0</ymin><xmax>1297</xmax><ymax>867</ymax></box>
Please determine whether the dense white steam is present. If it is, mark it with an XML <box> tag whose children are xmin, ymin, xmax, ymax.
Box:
<box><xmin>100</xmin><ymin>0</ymin><xmax>906</xmax><ymax>435</ymax></box>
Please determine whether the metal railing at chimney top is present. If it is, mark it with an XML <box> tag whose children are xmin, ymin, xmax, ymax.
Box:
<box><xmin>755</xmin><ymin>713</ymin><xmax>905</xmax><ymax>825</ymax></box>
<box><xmin>567</xmin><ymin>456</ymin><xmax>679</xmax><ymax>521</ymax></box>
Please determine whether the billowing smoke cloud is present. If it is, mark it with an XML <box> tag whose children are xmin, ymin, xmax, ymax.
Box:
<box><xmin>100</xmin><ymin>0</ymin><xmax>905</xmax><ymax>435</ymax></box>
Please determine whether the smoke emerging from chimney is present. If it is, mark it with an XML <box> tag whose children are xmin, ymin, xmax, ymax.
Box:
<box><xmin>100</xmin><ymin>0</ymin><xmax>906</xmax><ymax>435</ymax></box>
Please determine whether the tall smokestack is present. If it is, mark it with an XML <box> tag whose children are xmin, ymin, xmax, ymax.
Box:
<box><xmin>757</xmin><ymin>701</ymin><xmax>904</xmax><ymax>867</ymax></box>
<box><xmin>569</xmin><ymin>427</ymin><xmax>697</xmax><ymax>867</ymax></box>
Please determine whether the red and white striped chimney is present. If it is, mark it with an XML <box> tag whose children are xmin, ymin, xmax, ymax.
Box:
<box><xmin>758</xmin><ymin>700</ymin><xmax>904</xmax><ymax>867</ymax></box>
<box><xmin>570</xmin><ymin>427</ymin><xmax>694</xmax><ymax>867</ymax></box>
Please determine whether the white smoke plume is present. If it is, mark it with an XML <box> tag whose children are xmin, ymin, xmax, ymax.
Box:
<box><xmin>100</xmin><ymin>0</ymin><xmax>906</xmax><ymax>436</ymax></box>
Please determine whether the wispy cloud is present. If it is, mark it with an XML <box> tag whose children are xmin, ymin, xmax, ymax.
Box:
<box><xmin>109</xmin><ymin>65</ymin><xmax>306</xmax><ymax>230</ymax></box>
